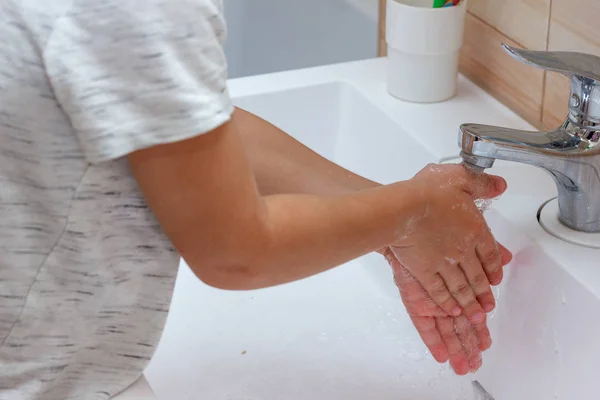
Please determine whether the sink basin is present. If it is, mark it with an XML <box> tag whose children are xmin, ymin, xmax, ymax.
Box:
<box><xmin>145</xmin><ymin>69</ymin><xmax>600</xmax><ymax>400</ymax></box>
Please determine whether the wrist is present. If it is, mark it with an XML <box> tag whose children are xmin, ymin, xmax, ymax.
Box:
<box><xmin>385</xmin><ymin>179</ymin><xmax>428</xmax><ymax>245</ymax></box>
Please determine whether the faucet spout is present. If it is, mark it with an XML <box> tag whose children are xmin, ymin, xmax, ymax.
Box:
<box><xmin>459</xmin><ymin>122</ymin><xmax>600</xmax><ymax>232</ymax></box>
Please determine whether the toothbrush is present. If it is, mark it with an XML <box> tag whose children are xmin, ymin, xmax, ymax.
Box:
<box><xmin>434</xmin><ymin>0</ymin><xmax>461</xmax><ymax>7</ymax></box>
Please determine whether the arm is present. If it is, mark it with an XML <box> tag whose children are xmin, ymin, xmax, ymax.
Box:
<box><xmin>128</xmin><ymin>117</ymin><xmax>414</xmax><ymax>290</ymax></box>
<box><xmin>234</xmin><ymin>107</ymin><xmax>379</xmax><ymax>196</ymax></box>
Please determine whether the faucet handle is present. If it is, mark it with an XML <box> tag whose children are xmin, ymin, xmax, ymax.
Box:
<box><xmin>503</xmin><ymin>44</ymin><xmax>600</xmax><ymax>82</ymax></box>
<box><xmin>502</xmin><ymin>44</ymin><xmax>600</xmax><ymax>128</ymax></box>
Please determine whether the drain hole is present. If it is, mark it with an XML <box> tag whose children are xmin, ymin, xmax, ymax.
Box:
<box><xmin>472</xmin><ymin>381</ymin><xmax>495</xmax><ymax>400</ymax></box>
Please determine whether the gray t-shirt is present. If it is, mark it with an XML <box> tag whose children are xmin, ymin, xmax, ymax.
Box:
<box><xmin>0</xmin><ymin>1</ymin><xmax>233</xmax><ymax>398</ymax></box>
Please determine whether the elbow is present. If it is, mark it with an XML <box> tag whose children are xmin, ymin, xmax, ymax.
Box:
<box><xmin>178</xmin><ymin>215</ymin><xmax>273</xmax><ymax>290</ymax></box>
<box><xmin>189</xmin><ymin>262</ymin><xmax>266</xmax><ymax>291</ymax></box>
<box><xmin>192</xmin><ymin>266</ymin><xmax>264</xmax><ymax>291</ymax></box>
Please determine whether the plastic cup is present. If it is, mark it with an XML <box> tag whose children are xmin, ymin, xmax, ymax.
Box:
<box><xmin>386</xmin><ymin>0</ymin><xmax>467</xmax><ymax>103</ymax></box>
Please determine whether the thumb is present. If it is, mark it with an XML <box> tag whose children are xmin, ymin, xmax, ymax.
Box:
<box><xmin>464</xmin><ymin>171</ymin><xmax>507</xmax><ymax>199</ymax></box>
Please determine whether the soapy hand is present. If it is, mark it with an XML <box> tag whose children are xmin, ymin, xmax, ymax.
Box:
<box><xmin>383</xmin><ymin>249</ymin><xmax>495</xmax><ymax>375</ymax></box>
<box><xmin>391</xmin><ymin>163</ymin><xmax>511</xmax><ymax>325</ymax></box>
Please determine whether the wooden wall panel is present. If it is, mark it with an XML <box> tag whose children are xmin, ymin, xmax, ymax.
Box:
<box><xmin>468</xmin><ymin>0</ymin><xmax>551</xmax><ymax>51</ymax></box>
<box><xmin>459</xmin><ymin>13</ymin><xmax>545</xmax><ymax>125</ymax></box>
<box><xmin>378</xmin><ymin>0</ymin><xmax>387</xmax><ymax>56</ymax></box>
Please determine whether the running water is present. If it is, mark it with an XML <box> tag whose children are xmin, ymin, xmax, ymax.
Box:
<box><xmin>462</xmin><ymin>161</ymin><xmax>496</xmax><ymax>214</ymax></box>
<box><xmin>488</xmin><ymin>284</ymin><xmax>501</xmax><ymax>320</ymax></box>
<box><xmin>475</xmin><ymin>198</ymin><xmax>494</xmax><ymax>213</ymax></box>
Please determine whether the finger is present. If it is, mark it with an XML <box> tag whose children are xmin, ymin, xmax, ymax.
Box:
<box><xmin>462</xmin><ymin>168</ymin><xmax>507</xmax><ymax>200</ymax></box>
<box><xmin>477</xmin><ymin>233</ymin><xmax>504</xmax><ymax>286</ymax></box>
<box><xmin>439</xmin><ymin>267</ymin><xmax>486</xmax><ymax>324</ymax></box>
<box><xmin>436</xmin><ymin>317</ymin><xmax>469</xmax><ymax>376</ymax></box>
<box><xmin>420</xmin><ymin>273</ymin><xmax>463</xmax><ymax>317</ymax></box>
<box><xmin>459</xmin><ymin>254</ymin><xmax>495</xmax><ymax>313</ymax></box>
<box><xmin>469</xmin><ymin>346</ymin><xmax>483</xmax><ymax>372</ymax></box>
<box><xmin>397</xmin><ymin>277</ymin><xmax>446</xmax><ymax>317</ymax></box>
<box><xmin>393</xmin><ymin>264</ymin><xmax>448</xmax><ymax>317</ymax></box>
<box><xmin>498</xmin><ymin>243</ymin><xmax>513</xmax><ymax>266</ymax></box>
<box><xmin>454</xmin><ymin>316</ymin><xmax>483</xmax><ymax>373</ymax></box>
<box><xmin>409</xmin><ymin>315</ymin><xmax>448</xmax><ymax>363</ymax></box>
<box><xmin>473</xmin><ymin>318</ymin><xmax>492</xmax><ymax>352</ymax></box>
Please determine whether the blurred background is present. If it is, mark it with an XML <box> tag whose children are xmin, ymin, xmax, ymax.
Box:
<box><xmin>223</xmin><ymin>0</ymin><xmax>379</xmax><ymax>78</ymax></box>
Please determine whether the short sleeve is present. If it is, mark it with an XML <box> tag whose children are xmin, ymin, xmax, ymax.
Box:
<box><xmin>44</xmin><ymin>0</ymin><xmax>234</xmax><ymax>163</ymax></box>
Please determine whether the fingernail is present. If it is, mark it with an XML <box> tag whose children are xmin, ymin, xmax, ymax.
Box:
<box><xmin>451</xmin><ymin>306</ymin><xmax>462</xmax><ymax>317</ymax></box>
<box><xmin>495</xmin><ymin>177</ymin><xmax>507</xmax><ymax>192</ymax></box>
<box><xmin>471</xmin><ymin>312</ymin><xmax>485</xmax><ymax>323</ymax></box>
<box><xmin>483</xmin><ymin>303</ymin><xmax>495</xmax><ymax>313</ymax></box>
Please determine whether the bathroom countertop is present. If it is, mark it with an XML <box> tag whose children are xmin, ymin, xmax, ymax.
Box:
<box><xmin>227</xmin><ymin>57</ymin><xmax>600</xmax><ymax>299</ymax></box>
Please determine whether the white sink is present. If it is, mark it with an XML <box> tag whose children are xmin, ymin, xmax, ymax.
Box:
<box><xmin>145</xmin><ymin>61</ymin><xmax>600</xmax><ymax>400</ymax></box>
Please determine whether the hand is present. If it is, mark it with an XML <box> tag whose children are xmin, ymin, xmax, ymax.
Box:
<box><xmin>392</xmin><ymin>164</ymin><xmax>511</xmax><ymax>325</ymax></box>
<box><xmin>383</xmin><ymin>249</ymin><xmax>498</xmax><ymax>375</ymax></box>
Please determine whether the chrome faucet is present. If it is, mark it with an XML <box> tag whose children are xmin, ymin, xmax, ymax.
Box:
<box><xmin>460</xmin><ymin>44</ymin><xmax>600</xmax><ymax>233</ymax></box>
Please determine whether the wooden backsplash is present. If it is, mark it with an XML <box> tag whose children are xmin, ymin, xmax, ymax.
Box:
<box><xmin>378</xmin><ymin>0</ymin><xmax>600</xmax><ymax>130</ymax></box>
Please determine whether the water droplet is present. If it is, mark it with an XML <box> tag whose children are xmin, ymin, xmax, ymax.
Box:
<box><xmin>475</xmin><ymin>198</ymin><xmax>493</xmax><ymax>213</ymax></box>
<box><xmin>488</xmin><ymin>286</ymin><xmax>501</xmax><ymax>319</ymax></box>
<box><xmin>561</xmin><ymin>294</ymin><xmax>567</xmax><ymax>305</ymax></box>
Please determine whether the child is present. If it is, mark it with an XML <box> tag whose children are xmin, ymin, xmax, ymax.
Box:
<box><xmin>0</xmin><ymin>1</ymin><xmax>511</xmax><ymax>398</ymax></box>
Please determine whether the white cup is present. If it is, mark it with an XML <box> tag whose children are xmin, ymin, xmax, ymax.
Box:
<box><xmin>386</xmin><ymin>0</ymin><xmax>467</xmax><ymax>103</ymax></box>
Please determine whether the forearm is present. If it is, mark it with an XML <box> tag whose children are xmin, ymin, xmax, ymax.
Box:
<box><xmin>206</xmin><ymin>182</ymin><xmax>415</xmax><ymax>290</ymax></box>
<box><xmin>235</xmin><ymin>107</ymin><xmax>379</xmax><ymax>195</ymax></box>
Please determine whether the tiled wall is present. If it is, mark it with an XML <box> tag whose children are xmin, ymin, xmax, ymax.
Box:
<box><xmin>379</xmin><ymin>0</ymin><xmax>600</xmax><ymax>129</ymax></box>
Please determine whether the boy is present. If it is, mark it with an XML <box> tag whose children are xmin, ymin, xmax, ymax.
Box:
<box><xmin>0</xmin><ymin>0</ymin><xmax>510</xmax><ymax>398</ymax></box>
